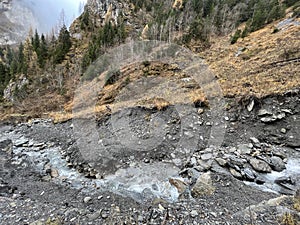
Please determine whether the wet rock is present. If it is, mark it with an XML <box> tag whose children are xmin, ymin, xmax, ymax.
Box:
<box><xmin>229</xmin><ymin>168</ymin><xmax>242</xmax><ymax>179</ymax></box>
<box><xmin>275</xmin><ymin>176</ymin><xmax>295</xmax><ymax>188</ymax></box>
<box><xmin>242</xmin><ymin>168</ymin><xmax>256</xmax><ymax>181</ymax></box>
<box><xmin>249</xmin><ymin>158</ymin><xmax>272</xmax><ymax>173</ymax></box>
<box><xmin>269</xmin><ymin>156</ymin><xmax>286</xmax><ymax>172</ymax></box>
<box><xmin>228</xmin><ymin>155</ymin><xmax>246</xmax><ymax>168</ymax></box>
<box><xmin>191</xmin><ymin>172</ymin><xmax>215</xmax><ymax>198</ymax></box>
<box><xmin>14</xmin><ymin>137</ymin><xmax>29</xmax><ymax>147</ymax></box>
<box><xmin>169</xmin><ymin>178</ymin><xmax>188</xmax><ymax>194</ymax></box>
<box><xmin>275</xmin><ymin>176</ymin><xmax>298</xmax><ymax>195</ymax></box>
<box><xmin>50</xmin><ymin>168</ymin><xmax>59</xmax><ymax>178</ymax></box>
<box><xmin>255</xmin><ymin>175</ymin><xmax>265</xmax><ymax>184</ymax></box>
<box><xmin>258</xmin><ymin>109</ymin><xmax>273</xmax><ymax>117</ymax></box>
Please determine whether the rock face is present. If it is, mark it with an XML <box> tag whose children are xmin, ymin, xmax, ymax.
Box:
<box><xmin>0</xmin><ymin>0</ymin><xmax>11</xmax><ymax>12</ymax></box>
<box><xmin>0</xmin><ymin>0</ymin><xmax>37</xmax><ymax>45</ymax></box>
<box><xmin>3</xmin><ymin>74</ymin><xmax>29</xmax><ymax>102</ymax></box>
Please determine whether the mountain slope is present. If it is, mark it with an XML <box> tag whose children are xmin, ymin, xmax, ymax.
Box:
<box><xmin>0</xmin><ymin>0</ymin><xmax>299</xmax><ymax>121</ymax></box>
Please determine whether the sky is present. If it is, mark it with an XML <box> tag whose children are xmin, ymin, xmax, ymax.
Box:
<box><xmin>16</xmin><ymin>0</ymin><xmax>87</xmax><ymax>34</ymax></box>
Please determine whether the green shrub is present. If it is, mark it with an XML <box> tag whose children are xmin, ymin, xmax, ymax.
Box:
<box><xmin>104</xmin><ymin>69</ymin><xmax>121</xmax><ymax>86</ymax></box>
<box><xmin>230</xmin><ymin>29</ymin><xmax>241</xmax><ymax>44</ymax></box>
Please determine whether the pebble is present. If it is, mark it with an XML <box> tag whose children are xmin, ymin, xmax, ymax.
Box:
<box><xmin>201</xmin><ymin>153</ymin><xmax>213</xmax><ymax>161</ymax></box>
<box><xmin>84</xmin><ymin>197</ymin><xmax>92</xmax><ymax>203</ymax></box>
<box><xmin>280</xmin><ymin>128</ymin><xmax>287</xmax><ymax>134</ymax></box>
<box><xmin>190</xmin><ymin>210</ymin><xmax>199</xmax><ymax>217</ymax></box>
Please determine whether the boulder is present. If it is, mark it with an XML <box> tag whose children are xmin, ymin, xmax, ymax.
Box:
<box><xmin>249</xmin><ymin>158</ymin><xmax>272</xmax><ymax>173</ymax></box>
<box><xmin>191</xmin><ymin>172</ymin><xmax>215</xmax><ymax>198</ymax></box>
<box><xmin>269</xmin><ymin>156</ymin><xmax>286</xmax><ymax>172</ymax></box>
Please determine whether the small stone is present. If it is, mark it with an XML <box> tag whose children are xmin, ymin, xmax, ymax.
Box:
<box><xmin>190</xmin><ymin>210</ymin><xmax>199</xmax><ymax>218</ymax></box>
<box><xmin>215</xmin><ymin>158</ymin><xmax>227</xmax><ymax>167</ymax></box>
<box><xmin>88</xmin><ymin>210</ymin><xmax>101</xmax><ymax>220</ymax></box>
<box><xmin>201</xmin><ymin>153</ymin><xmax>213</xmax><ymax>160</ymax></box>
<box><xmin>172</xmin><ymin>158</ymin><xmax>182</xmax><ymax>167</ymax></box>
<box><xmin>138</xmin><ymin>215</ymin><xmax>144</xmax><ymax>222</ymax></box>
<box><xmin>229</xmin><ymin>168</ymin><xmax>243</xmax><ymax>179</ymax></box>
<box><xmin>101</xmin><ymin>211</ymin><xmax>109</xmax><ymax>219</ymax></box>
<box><xmin>190</xmin><ymin>157</ymin><xmax>197</xmax><ymax>166</ymax></box>
<box><xmin>195</xmin><ymin>159</ymin><xmax>212</xmax><ymax>171</ymax></box>
<box><xmin>198</xmin><ymin>108</ymin><xmax>204</xmax><ymax>114</ymax></box>
<box><xmin>9</xmin><ymin>202</ymin><xmax>17</xmax><ymax>207</ymax></box>
<box><xmin>280</xmin><ymin>128</ymin><xmax>287</xmax><ymax>134</ymax></box>
<box><xmin>50</xmin><ymin>168</ymin><xmax>59</xmax><ymax>178</ymax></box>
<box><xmin>250</xmin><ymin>137</ymin><xmax>260</xmax><ymax>145</ymax></box>
<box><xmin>169</xmin><ymin>178</ymin><xmax>188</xmax><ymax>194</ymax></box>
<box><xmin>158</xmin><ymin>204</ymin><xmax>165</xmax><ymax>211</ymax></box>
<box><xmin>261</xmin><ymin>116</ymin><xmax>277</xmax><ymax>123</ymax></box>
<box><xmin>255</xmin><ymin>175</ymin><xmax>265</xmax><ymax>184</ymax></box>
<box><xmin>210</xmin><ymin>212</ymin><xmax>218</xmax><ymax>218</ymax></box>
<box><xmin>83</xmin><ymin>197</ymin><xmax>92</xmax><ymax>203</ymax></box>
<box><xmin>258</xmin><ymin>109</ymin><xmax>273</xmax><ymax>117</ymax></box>
<box><xmin>247</xmin><ymin>100</ymin><xmax>255</xmax><ymax>112</ymax></box>
<box><xmin>276</xmin><ymin>113</ymin><xmax>286</xmax><ymax>120</ymax></box>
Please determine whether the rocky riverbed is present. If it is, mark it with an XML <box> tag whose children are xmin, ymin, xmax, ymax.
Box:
<box><xmin>0</xmin><ymin>90</ymin><xmax>299</xmax><ymax>224</ymax></box>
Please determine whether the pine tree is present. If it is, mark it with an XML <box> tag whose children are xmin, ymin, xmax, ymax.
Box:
<box><xmin>53</xmin><ymin>25</ymin><xmax>72</xmax><ymax>64</ymax></box>
<box><xmin>37</xmin><ymin>34</ymin><xmax>48</xmax><ymax>68</ymax></box>
<box><xmin>32</xmin><ymin>29</ymin><xmax>40</xmax><ymax>52</ymax></box>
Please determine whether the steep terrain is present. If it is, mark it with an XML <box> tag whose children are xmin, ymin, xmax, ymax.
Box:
<box><xmin>0</xmin><ymin>0</ymin><xmax>300</xmax><ymax>224</ymax></box>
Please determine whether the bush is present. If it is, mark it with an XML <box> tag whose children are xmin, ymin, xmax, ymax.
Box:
<box><xmin>230</xmin><ymin>29</ymin><xmax>241</xmax><ymax>44</ymax></box>
<box><xmin>104</xmin><ymin>69</ymin><xmax>121</xmax><ymax>86</ymax></box>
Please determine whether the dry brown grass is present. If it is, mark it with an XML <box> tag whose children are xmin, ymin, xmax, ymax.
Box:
<box><xmin>202</xmin><ymin>16</ymin><xmax>300</xmax><ymax>98</ymax></box>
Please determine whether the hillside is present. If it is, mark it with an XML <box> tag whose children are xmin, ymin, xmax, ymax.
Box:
<box><xmin>0</xmin><ymin>0</ymin><xmax>299</xmax><ymax>121</ymax></box>
<box><xmin>0</xmin><ymin>1</ymin><xmax>300</xmax><ymax>224</ymax></box>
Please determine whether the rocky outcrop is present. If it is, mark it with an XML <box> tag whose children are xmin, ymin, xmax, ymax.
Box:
<box><xmin>0</xmin><ymin>0</ymin><xmax>11</xmax><ymax>12</ymax></box>
<box><xmin>0</xmin><ymin>0</ymin><xmax>37</xmax><ymax>45</ymax></box>
<box><xmin>3</xmin><ymin>74</ymin><xmax>29</xmax><ymax>102</ymax></box>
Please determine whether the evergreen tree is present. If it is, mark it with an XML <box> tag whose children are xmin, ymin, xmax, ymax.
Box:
<box><xmin>53</xmin><ymin>25</ymin><xmax>72</xmax><ymax>64</ymax></box>
<box><xmin>32</xmin><ymin>29</ymin><xmax>40</xmax><ymax>52</ymax></box>
<box><xmin>16</xmin><ymin>42</ymin><xmax>27</xmax><ymax>74</ymax></box>
<box><xmin>37</xmin><ymin>34</ymin><xmax>48</xmax><ymax>68</ymax></box>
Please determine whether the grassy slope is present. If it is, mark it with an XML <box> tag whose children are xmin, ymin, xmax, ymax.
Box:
<box><xmin>203</xmin><ymin>15</ymin><xmax>300</xmax><ymax>98</ymax></box>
